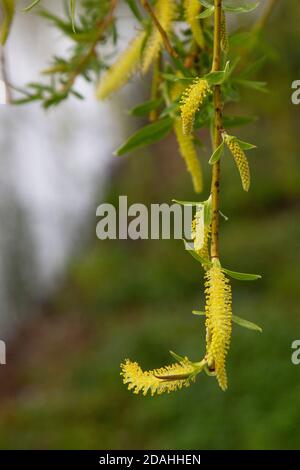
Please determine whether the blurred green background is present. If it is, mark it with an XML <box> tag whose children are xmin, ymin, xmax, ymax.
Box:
<box><xmin>0</xmin><ymin>1</ymin><xmax>300</xmax><ymax>450</ymax></box>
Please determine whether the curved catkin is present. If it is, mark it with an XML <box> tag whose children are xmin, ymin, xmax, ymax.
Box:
<box><xmin>224</xmin><ymin>135</ymin><xmax>251</xmax><ymax>191</ymax></box>
<box><xmin>96</xmin><ymin>32</ymin><xmax>146</xmax><ymax>100</ymax></box>
<box><xmin>220</xmin><ymin>10</ymin><xmax>229</xmax><ymax>54</ymax></box>
<box><xmin>142</xmin><ymin>0</ymin><xmax>175</xmax><ymax>74</ymax></box>
<box><xmin>174</xmin><ymin>120</ymin><xmax>203</xmax><ymax>193</ymax></box>
<box><xmin>205</xmin><ymin>259</ymin><xmax>232</xmax><ymax>391</ymax></box>
<box><xmin>120</xmin><ymin>358</ymin><xmax>195</xmax><ymax>396</ymax></box>
<box><xmin>180</xmin><ymin>79</ymin><xmax>210</xmax><ymax>135</ymax></box>
<box><xmin>191</xmin><ymin>216</ymin><xmax>210</xmax><ymax>265</ymax></box>
<box><xmin>184</xmin><ymin>0</ymin><xmax>205</xmax><ymax>49</ymax></box>
<box><xmin>191</xmin><ymin>206</ymin><xmax>204</xmax><ymax>252</ymax></box>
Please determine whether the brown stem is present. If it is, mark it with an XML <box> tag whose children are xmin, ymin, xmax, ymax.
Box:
<box><xmin>210</xmin><ymin>0</ymin><xmax>223</xmax><ymax>259</ymax></box>
<box><xmin>141</xmin><ymin>0</ymin><xmax>178</xmax><ymax>59</ymax></box>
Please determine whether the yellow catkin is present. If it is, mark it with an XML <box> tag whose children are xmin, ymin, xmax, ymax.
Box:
<box><xmin>96</xmin><ymin>32</ymin><xmax>146</xmax><ymax>100</ymax></box>
<box><xmin>205</xmin><ymin>259</ymin><xmax>232</xmax><ymax>391</ymax></box>
<box><xmin>220</xmin><ymin>10</ymin><xmax>229</xmax><ymax>54</ymax></box>
<box><xmin>224</xmin><ymin>135</ymin><xmax>251</xmax><ymax>192</ymax></box>
<box><xmin>174</xmin><ymin>120</ymin><xmax>203</xmax><ymax>193</ymax></box>
<box><xmin>120</xmin><ymin>358</ymin><xmax>195</xmax><ymax>396</ymax></box>
<box><xmin>142</xmin><ymin>0</ymin><xmax>175</xmax><ymax>74</ymax></box>
<box><xmin>184</xmin><ymin>0</ymin><xmax>205</xmax><ymax>49</ymax></box>
<box><xmin>191</xmin><ymin>217</ymin><xmax>210</xmax><ymax>264</ymax></box>
<box><xmin>171</xmin><ymin>81</ymin><xmax>203</xmax><ymax>193</ymax></box>
<box><xmin>191</xmin><ymin>206</ymin><xmax>204</xmax><ymax>252</ymax></box>
<box><xmin>180</xmin><ymin>79</ymin><xmax>210</xmax><ymax>135</ymax></box>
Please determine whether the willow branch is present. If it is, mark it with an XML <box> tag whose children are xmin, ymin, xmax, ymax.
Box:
<box><xmin>60</xmin><ymin>0</ymin><xmax>118</xmax><ymax>95</ymax></box>
<box><xmin>140</xmin><ymin>0</ymin><xmax>178</xmax><ymax>59</ymax></box>
<box><xmin>210</xmin><ymin>0</ymin><xmax>223</xmax><ymax>259</ymax></box>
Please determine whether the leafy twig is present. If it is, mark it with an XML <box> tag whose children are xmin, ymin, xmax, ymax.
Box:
<box><xmin>140</xmin><ymin>0</ymin><xmax>179</xmax><ymax>59</ymax></box>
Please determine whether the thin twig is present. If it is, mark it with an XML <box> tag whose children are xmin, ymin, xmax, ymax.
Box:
<box><xmin>60</xmin><ymin>0</ymin><xmax>118</xmax><ymax>96</ymax></box>
<box><xmin>140</xmin><ymin>0</ymin><xmax>179</xmax><ymax>59</ymax></box>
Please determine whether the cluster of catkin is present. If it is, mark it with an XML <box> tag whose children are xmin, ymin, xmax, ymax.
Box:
<box><xmin>97</xmin><ymin>1</ymin><xmax>253</xmax><ymax>395</ymax></box>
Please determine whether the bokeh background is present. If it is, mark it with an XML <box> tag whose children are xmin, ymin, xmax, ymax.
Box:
<box><xmin>0</xmin><ymin>0</ymin><xmax>299</xmax><ymax>450</ymax></box>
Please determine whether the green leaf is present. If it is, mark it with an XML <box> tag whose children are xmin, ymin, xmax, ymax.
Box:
<box><xmin>232</xmin><ymin>315</ymin><xmax>262</xmax><ymax>333</ymax></box>
<box><xmin>199</xmin><ymin>0</ymin><xmax>214</xmax><ymax>8</ymax></box>
<box><xmin>115</xmin><ymin>118</ymin><xmax>173</xmax><ymax>156</ymax></box>
<box><xmin>70</xmin><ymin>0</ymin><xmax>76</xmax><ymax>33</ymax></box>
<box><xmin>192</xmin><ymin>310</ymin><xmax>205</xmax><ymax>316</ymax></box>
<box><xmin>193</xmin><ymin>311</ymin><xmax>262</xmax><ymax>333</ymax></box>
<box><xmin>237</xmin><ymin>139</ymin><xmax>257</xmax><ymax>150</ymax></box>
<box><xmin>203</xmin><ymin>196</ymin><xmax>212</xmax><ymax>226</ymax></box>
<box><xmin>169</xmin><ymin>351</ymin><xmax>185</xmax><ymax>362</ymax></box>
<box><xmin>1</xmin><ymin>0</ymin><xmax>15</xmax><ymax>44</ymax></box>
<box><xmin>224</xmin><ymin>2</ymin><xmax>259</xmax><ymax>14</ymax></box>
<box><xmin>182</xmin><ymin>240</ymin><xmax>211</xmax><ymax>267</ymax></box>
<box><xmin>22</xmin><ymin>0</ymin><xmax>41</xmax><ymax>12</ymax></box>
<box><xmin>204</xmin><ymin>61</ymin><xmax>230</xmax><ymax>86</ymax></box>
<box><xmin>234</xmin><ymin>78</ymin><xmax>268</xmax><ymax>93</ymax></box>
<box><xmin>209</xmin><ymin>142</ymin><xmax>225</xmax><ymax>165</ymax></box>
<box><xmin>125</xmin><ymin>0</ymin><xmax>143</xmax><ymax>22</ymax></box>
<box><xmin>172</xmin><ymin>199</ymin><xmax>203</xmax><ymax>207</ymax></box>
<box><xmin>229</xmin><ymin>31</ymin><xmax>252</xmax><ymax>47</ymax></box>
<box><xmin>129</xmin><ymin>98</ymin><xmax>163</xmax><ymax>117</ymax></box>
<box><xmin>223</xmin><ymin>115</ymin><xmax>257</xmax><ymax>128</ymax></box>
<box><xmin>170</xmin><ymin>57</ymin><xmax>193</xmax><ymax>77</ymax></box>
<box><xmin>223</xmin><ymin>268</ymin><xmax>262</xmax><ymax>281</ymax></box>
<box><xmin>197</xmin><ymin>5</ymin><xmax>214</xmax><ymax>19</ymax></box>
<box><xmin>160</xmin><ymin>73</ymin><xmax>192</xmax><ymax>83</ymax></box>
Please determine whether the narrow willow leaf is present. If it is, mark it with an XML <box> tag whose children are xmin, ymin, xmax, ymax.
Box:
<box><xmin>182</xmin><ymin>240</ymin><xmax>211</xmax><ymax>267</ymax></box>
<box><xmin>194</xmin><ymin>310</ymin><xmax>262</xmax><ymax>333</ymax></box>
<box><xmin>229</xmin><ymin>31</ymin><xmax>252</xmax><ymax>47</ymax></box>
<box><xmin>170</xmin><ymin>57</ymin><xmax>192</xmax><ymax>78</ymax></box>
<box><xmin>115</xmin><ymin>118</ymin><xmax>173</xmax><ymax>156</ymax></box>
<box><xmin>125</xmin><ymin>0</ymin><xmax>143</xmax><ymax>22</ymax></box>
<box><xmin>169</xmin><ymin>350</ymin><xmax>186</xmax><ymax>362</ymax></box>
<box><xmin>199</xmin><ymin>0</ymin><xmax>214</xmax><ymax>9</ymax></box>
<box><xmin>223</xmin><ymin>268</ymin><xmax>262</xmax><ymax>281</ymax></box>
<box><xmin>70</xmin><ymin>0</ymin><xmax>76</xmax><ymax>33</ymax></box>
<box><xmin>223</xmin><ymin>115</ymin><xmax>257</xmax><ymax>128</ymax></box>
<box><xmin>241</xmin><ymin>56</ymin><xmax>267</xmax><ymax>78</ymax></box>
<box><xmin>232</xmin><ymin>315</ymin><xmax>262</xmax><ymax>333</ymax></box>
<box><xmin>204</xmin><ymin>61</ymin><xmax>230</xmax><ymax>86</ymax></box>
<box><xmin>223</xmin><ymin>2</ymin><xmax>259</xmax><ymax>14</ymax></box>
<box><xmin>161</xmin><ymin>73</ymin><xmax>192</xmax><ymax>83</ymax></box>
<box><xmin>0</xmin><ymin>0</ymin><xmax>15</xmax><ymax>44</ymax></box>
<box><xmin>129</xmin><ymin>98</ymin><xmax>163</xmax><ymax>117</ymax></box>
<box><xmin>234</xmin><ymin>78</ymin><xmax>268</xmax><ymax>93</ymax></box>
<box><xmin>209</xmin><ymin>142</ymin><xmax>225</xmax><ymax>165</ymax></box>
<box><xmin>197</xmin><ymin>5</ymin><xmax>214</xmax><ymax>19</ymax></box>
<box><xmin>172</xmin><ymin>199</ymin><xmax>204</xmax><ymax>207</ymax></box>
<box><xmin>237</xmin><ymin>139</ymin><xmax>257</xmax><ymax>150</ymax></box>
<box><xmin>22</xmin><ymin>0</ymin><xmax>41</xmax><ymax>12</ymax></box>
<box><xmin>192</xmin><ymin>310</ymin><xmax>205</xmax><ymax>316</ymax></box>
<box><xmin>203</xmin><ymin>196</ymin><xmax>212</xmax><ymax>226</ymax></box>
